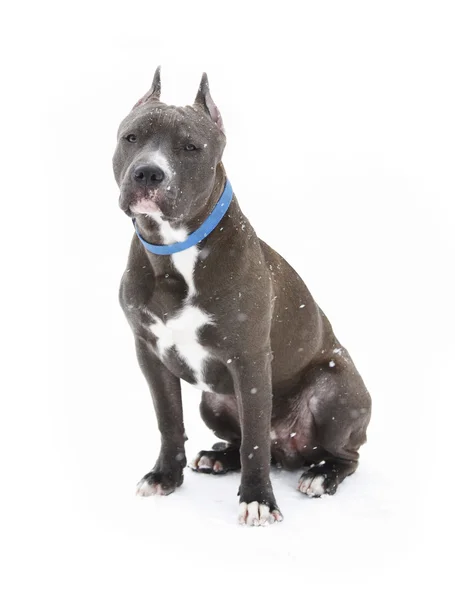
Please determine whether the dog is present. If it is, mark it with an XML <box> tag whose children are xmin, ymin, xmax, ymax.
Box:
<box><xmin>113</xmin><ymin>67</ymin><xmax>371</xmax><ymax>526</ymax></box>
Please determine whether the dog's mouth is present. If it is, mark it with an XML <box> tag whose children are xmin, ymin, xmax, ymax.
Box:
<box><xmin>121</xmin><ymin>189</ymin><xmax>164</xmax><ymax>218</ymax></box>
<box><xmin>131</xmin><ymin>196</ymin><xmax>160</xmax><ymax>215</ymax></box>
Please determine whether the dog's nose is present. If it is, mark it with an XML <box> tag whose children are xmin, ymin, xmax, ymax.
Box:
<box><xmin>133</xmin><ymin>164</ymin><xmax>165</xmax><ymax>185</ymax></box>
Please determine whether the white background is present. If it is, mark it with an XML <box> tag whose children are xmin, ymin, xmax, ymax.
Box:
<box><xmin>1</xmin><ymin>1</ymin><xmax>454</xmax><ymax>598</ymax></box>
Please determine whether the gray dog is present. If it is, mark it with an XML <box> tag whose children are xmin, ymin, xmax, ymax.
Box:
<box><xmin>113</xmin><ymin>68</ymin><xmax>371</xmax><ymax>526</ymax></box>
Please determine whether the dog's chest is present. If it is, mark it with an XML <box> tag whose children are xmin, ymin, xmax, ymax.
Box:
<box><xmin>150</xmin><ymin>304</ymin><xmax>213</xmax><ymax>390</ymax></box>
<box><xmin>144</xmin><ymin>237</ymin><xmax>214</xmax><ymax>391</ymax></box>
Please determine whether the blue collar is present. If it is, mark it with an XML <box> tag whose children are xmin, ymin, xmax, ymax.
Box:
<box><xmin>132</xmin><ymin>179</ymin><xmax>233</xmax><ymax>255</ymax></box>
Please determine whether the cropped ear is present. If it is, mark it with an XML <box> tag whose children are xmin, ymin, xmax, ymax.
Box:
<box><xmin>194</xmin><ymin>73</ymin><xmax>225</xmax><ymax>133</ymax></box>
<box><xmin>133</xmin><ymin>66</ymin><xmax>161</xmax><ymax>109</ymax></box>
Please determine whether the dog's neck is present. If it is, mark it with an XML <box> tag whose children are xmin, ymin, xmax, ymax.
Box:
<box><xmin>133</xmin><ymin>163</ymin><xmax>228</xmax><ymax>252</ymax></box>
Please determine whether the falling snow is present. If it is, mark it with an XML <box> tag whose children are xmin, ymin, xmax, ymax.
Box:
<box><xmin>33</xmin><ymin>13</ymin><xmax>443</xmax><ymax>592</ymax></box>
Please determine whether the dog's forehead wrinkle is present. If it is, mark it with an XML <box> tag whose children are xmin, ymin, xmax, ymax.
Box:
<box><xmin>147</xmin><ymin>106</ymin><xmax>182</xmax><ymax>127</ymax></box>
<box><xmin>122</xmin><ymin>104</ymin><xmax>219</xmax><ymax>146</ymax></box>
<box><xmin>141</xmin><ymin>115</ymin><xmax>204</xmax><ymax>143</ymax></box>
<box><xmin>121</xmin><ymin>105</ymin><xmax>180</xmax><ymax>134</ymax></box>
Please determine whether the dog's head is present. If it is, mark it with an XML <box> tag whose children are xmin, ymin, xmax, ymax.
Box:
<box><xmin>113</xmin><ymin>67</ymin><xmax>226</xmax><ymax>223</ymax></box>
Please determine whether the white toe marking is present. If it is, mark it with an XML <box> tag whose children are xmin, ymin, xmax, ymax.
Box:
<box><xmin>298</xmin><ymin>474</ymin><xmax>326</xmax><ymax>497</ymax></box>
<box><xmin>238</xmin><ymin>502</ymin><xmax>282</xmax><ymax>526</ymax></box>
<box><xmin>213</xmin><ymin>460</ymin><xmax>224</xmax><ymax>473</ymax></box>
<box><xmin>190</xmin><ymin>454</ymin><xmax>225</xmax><ymax>472</ymax></box>
<box><xmin>258</xmin><ymin>504</ymin><xmax>271</xmax><ymax>526</ymax></box>
<box><xmin>197</xmin><ymin>455</ymin><xmax>213</xmax><ymax>470</ymax></box>
<box><xmin>238</xmin><ymin>502</ymin><xmax>248</xmax><ymax>524</ymax></box>
<box><xmin>246</xmin><ymin>501</ymin><xmax>259</xmax><ymax>526</ymax></box>
<box><xmin>136</xmin><ymin>479</ymin><xmax>164</xmax><ymax>497</ymax></box>
<box><xmin>189</xmin><ymin>456</ymin><xmax>200</xmax><ymax>470</ymax></box>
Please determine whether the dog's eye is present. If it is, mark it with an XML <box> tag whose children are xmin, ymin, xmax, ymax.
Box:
<box><xmin>184</xmin><ymin>143</ymin><xmax>197</xmax><ymax>151</ymax></box>
<box><xmin>125</xmin><ymin>134</ymin><xmax>137</xmax><ymax>143</ymax></box>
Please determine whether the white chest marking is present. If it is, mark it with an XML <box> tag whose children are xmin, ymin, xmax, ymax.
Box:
<box><xmin>150</xmin><ymin>306</ymin><xmax>213</xmax><ymax>391</ymax></box>
<box><xmin>146</xmin><ymin>215</ymin><xmax>213</xmax><ymax>391</ymax></box>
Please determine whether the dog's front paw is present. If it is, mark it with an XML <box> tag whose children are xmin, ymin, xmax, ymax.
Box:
<box><xmin>136</xmin><ymin>468</ymin><xmax>183</xmax><ymax>497</ymax></box>
<box><xmin>238</xmin><ymin>501</ymin><xmax>283</xmax><ymax>526</ymax></box>
<box><xmin>238</xmin><ymin>484</ymin><xmax>283</xmax><ymax>526</ymax></box>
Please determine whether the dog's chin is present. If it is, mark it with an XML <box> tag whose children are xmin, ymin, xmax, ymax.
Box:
<box><xmin>121</xmin><ymin>192</ymin><xmax>162</xmax><ymax>218</ymax></box>
<box><xmin>130</xmin><ymin>198</ymin><xmax>161</xmax><ymax>216</ymax></box>
<box><xmin>121</xmin><ymin>189</ymin><xmax>180</xmax><ymax>221</ymax></box>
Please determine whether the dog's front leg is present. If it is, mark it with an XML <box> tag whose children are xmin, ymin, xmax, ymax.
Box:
<box><xmin>134</xmin><ymin>337</ymin><xmax>187</xmax><ymax>496</ymax></box>
<box><xmin>231</xmin><ymin>351</ymin><xmax>283</xmax><ymax>526</ymax></box>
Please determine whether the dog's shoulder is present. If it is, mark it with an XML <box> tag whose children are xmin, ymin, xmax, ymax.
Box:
<box><xmin>119</xmin><ymin>237</ymin><xmax>156</xmax><ymax>313</ymax></box>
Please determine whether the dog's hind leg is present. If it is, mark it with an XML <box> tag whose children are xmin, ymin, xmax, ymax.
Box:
<box><xmin>296</xmin><ymin>358</ymin><xmax>371</xmax><ymax>497</ymax></box>
<box><xmin>297</xmin><ymin>456</ymin><xmax>359</xmax><ymax>497</ymax></box>
<box><xmin>190</xmin><ymin>392</ymin><xmax>242</xmax><ymax>474</ymax></box>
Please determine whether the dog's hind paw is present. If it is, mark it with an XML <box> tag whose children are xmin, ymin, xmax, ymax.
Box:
<box><xmin>189</xmin><ymin>453</ymin><xmax>225</xmax><ymax>473</ymax></box>
<box><xmin>297</xmin><ymin>474</ymin><xmax>328</xmax><ymax>497</ymax></box>
<box><xmin>189</xmin><ymin>447</ymin><xmax>241</xmax><ymax>475</ymax></box>
<box><xmin>297</xmin><ymin>458</ymin><xmax>357</xmax><ymax>497</ymax></box>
